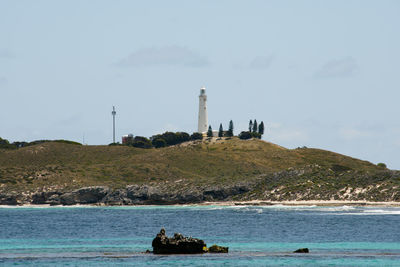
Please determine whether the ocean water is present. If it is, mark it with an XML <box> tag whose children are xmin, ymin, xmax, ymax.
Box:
<box><xmin>0</xmin><ymin>205</ymin><xmax>400</xmax><ymax>266</ymax></box>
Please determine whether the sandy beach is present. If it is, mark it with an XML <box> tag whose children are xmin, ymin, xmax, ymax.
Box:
<box><xmin>200</xmin><ymin>200</ymin><xmax>400</xmax><ymax>207</ymax></box>
<box><xmin>2</xmin><ymin>200</ymin><xmax>400</xmax><ymax>208</ymax></box>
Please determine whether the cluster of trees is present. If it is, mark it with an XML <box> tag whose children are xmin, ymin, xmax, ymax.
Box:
<box><xmin>207</xmin><ymin>120</ymin><xmax>234</xmax><ymax>138</ymax></box>
<box><xmin>0</xmin><ymin>137</ymin><xmax>17</xmax><ymax>149</ymax></box>
<box><xmin>2</xmin><ymin>119</ymin><xmax>265</xmax><ymax>151</ymax></box>
<box><xmin>238</xmin><ymin>119</ymin><xmax>265</xmax><ymax>140</ymax></box>
<box><xmin>121</xmin><ymin>131</ymin><xmax>203</xmax><ymax>149</ymax></box>
<box><xmin>0</xmin><ymin>137</ymin><xmax>81</xmax><ymax>149</ymax></box>
<box><xmin>150</xmin><ymin>132</ymin><xmax>201</xmax><ymax>148</ymax></box>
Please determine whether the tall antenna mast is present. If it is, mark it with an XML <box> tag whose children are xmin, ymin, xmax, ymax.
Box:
<box><xmin>111</xmin><ymin>106</ymin><xmax>116</xmax><ymax>143</ymax></box>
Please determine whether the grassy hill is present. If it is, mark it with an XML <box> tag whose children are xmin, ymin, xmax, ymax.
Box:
<box><xmin>0</xmin><ymin>137</ymin><xmax>399</xmax><ymax>203</ymax></box>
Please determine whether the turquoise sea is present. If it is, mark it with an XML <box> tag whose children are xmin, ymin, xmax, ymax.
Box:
<box><xmin>0</xmin><ymin>205</ymin><xmax>400</xmax><ymax>266</ymax></box>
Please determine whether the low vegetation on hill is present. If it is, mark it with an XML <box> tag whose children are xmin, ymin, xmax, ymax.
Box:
<box><xmin>0</xmin><ymin>137</ymin><xmax>81</xmax><ymax>149</ymax></box>
<box><xmin>0</xmin><ymin>137</ymin><xmax>399</xmax><ymax>204</ymax></box>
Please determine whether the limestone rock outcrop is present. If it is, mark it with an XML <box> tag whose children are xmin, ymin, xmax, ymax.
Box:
<box><xmin>208</xmin><ymin>244</ymin><xmax>229</xmax><ymax>253</ymax></box>
<box><xmin>294</xmin><ymin>248</ymin><xmax>309</xmax><ymax>253</ymax></box>
<box><xmin>152</xmin><ymin>228</ymin><xmax>206</xmax><ymax>254</ymax></box>
<box><xmin>0</xmin><ymin>193</ymin><xmax>17</xmax><ymax>205</ymax></box>
<box><xmin>59</xmin><ymin>186</ymin><xmax>110</xmax><ymax>205</ymax></box>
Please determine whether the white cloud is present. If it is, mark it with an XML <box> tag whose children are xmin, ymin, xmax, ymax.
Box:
<box><xmin>116</xmin><ymin>46</ymin><xmax>209</xmax><ymax>68</ymax></box>
<box><xmin>270</xmin><ymin>130</ymin><xmax>308</xmax><ymax>143</ymax></box>
<box><xmin>232</xmin><ymin>55</ymin><xmax>274</xmax><ymax>70</ymax></box>
<box><xmin>0</xmin><ymin>49</ymin><xmax>15</xmax><ymax>59</ymax></box>
<box><xmin>338</xmin><ymin>127</ymin><xmax>372</xmax><ymax>140</ymax></box>
<box><xmin>266</xmin><ymin>122</ymin><xmax>308</xmax><ymax>144</ymax></box>
<box><xmin>394</xmin><ymin>139</ymin><xmax>400</xmax><ymax>147</ymax></box>
<box><xmin>0</xmin><ymin>76</ymin><xmax>7</xmax><ymax>86</ymax></box>
<box><xmin>314</xmin><ymin>57</ymin><xmax>358</xmax><ymax>78</ymax></box>
<box><xmin>249</xmin><ymin>55</ymin><xmax>274</xmax><ymax>70</ymax></box>
<box><xmin>268</xmin><ymin>122</ymin><xmax>282</xmax><ymax>129</ymax></box>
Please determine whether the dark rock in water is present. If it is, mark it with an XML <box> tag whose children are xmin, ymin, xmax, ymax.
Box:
<box><xmin>294</xmin><ymin>248</ymin><xmax>309</xmax><ymax>253</ymax></box>
<box><xmin>152</xmin><ymin>228</ymin><xmax>206</xmax><ymax>254</ymax></box>
<box><xmin>208</xmin><ymin>244</ymin><xmax>229</xmax><ymax>253</ymax></box>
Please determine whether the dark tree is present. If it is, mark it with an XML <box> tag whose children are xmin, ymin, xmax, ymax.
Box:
<box><xmin>0</xmin><ymin>137</ymin><xmax>16</xmax><ymax>149</ymax></box>
<box><xmin>132</xmin><ymin>136</ymin><xmax>152</xmax><ymax>148</ymax></box>
<box><xmin>152</xmin><ymin>138</ymin><xmax>167</xmax><ymax>148</ymax></box>
<box><xmin>258</xmin><ymin>121</ymin><xmax>265</xmax><ymax>136</ymax></box>
<box><xmin>253</xmin><ymin>119</ymin><xmax>258</xmax><ymax>133</ymax></box>
<box><xmin>159</xmin><ymin>132</ymin><xmax>179</xmax><ymax>146</ymax></box>
<box><xmin>0</xmin><ymin>137</ymin><xmax>10</xmax><ymax>145</ymax></box>
<box><xmin>176</xmin><ymin>132</ymin><xmax>190</xmax><ymax>143</ymax></box>
<box><xmin>249</xmin><ymin>120</ymin><xmax>253</xmax><ymax>132</ymax></box>
<box><xmin>239</xmin><ymin>131</ymin><xmax>252</xmax><ymax>140</ymax></box>
<box><xmin>190</xmin><ymin>132</ymin><xmax>203</xmax><ymax>140</ymax></box>
<box><xmin>12</xmin><ymin>141</ymin><xmax>28</xmax><ymax>148</ymax></box>
<box><xmin>251</xmin><ymin>132</ymin><xmax>261</xmax><ymax>139</ymax></box>
<box><xmin>227</xmin><ymin>120</ymin><xmax>234</xmax><ymax>137</ymax></box>
<box><xmin>151</xmin><ymin>132</ymin><xmax>189</xmax><ymax>146</ymax></box>
<box><xmin>207</xmin><ymin>125</ymin><xmax>213</xmax><ymax>137</ymax></box>
<box><xmin>218</xmin><ymin>123</ymin><xmax>223</xmax><ymax>137</ymax></box>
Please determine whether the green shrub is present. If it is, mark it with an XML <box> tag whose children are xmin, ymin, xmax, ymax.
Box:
<box><xmin>28</xmin><ymin>140</ymin><xmax>50</xmax><ymax>146</ymax></box>
<box><xmin>151</xmin><ymin>131</ymin><xmax>191</xmax><ymax>146</ymax></box>
<box><xmin>0</xmin><ymin>137</ymin><xmax>16</xmax><ymax>149</ymax></box>
<box><xmin>238</xmin><ymin>131</ymin><xmax>252</xmax><ymax>140</ymax></box>
<box><xmin>27</xmin><ymin>139</ymin><xmax>81</xmax><ymax>146</ymax></box>
<box><xmin>0</xmin><ymin>137</ymin><xmax>10</xmax><ymax>145</ymax></box>
<box><xmin>53</xmin><ymin>140</ymin><xmax>82</xmax><ymax>145</ymax></box>
<box><xmin>190</xmin><ymin>132</ymin><xmax>203</xmax><ymax>140</ymax></box>
<box><xmin>132</xmin><ymin>136</ymin><xmax>152</xmax><ymax>149</ymax></box>
<box><xmin>251</xmin><ymin>132</ymin><xmax>261</xmax><ymax>139</ymax></box>
<box><xmin>12</xmin><ymin>141</ymin><xmax>29</xmax><ymax>148</ymax></box>
<box><xmin>152</xmin><ymin>138</ymin><xmax>167</xmax><ymax>148</ymax></box>
<box><xmin>176</xmin><ymin>132</ymin><xmax>190</xmax><ymax>143</ymax></box>
<box><xmin>377</xmin><ymin>163</ymin><xmax>387</xmax><ymax>168</ymax></box>
<box><xmin>331</xmin><ymin>164</ymin><xmax>352</xmax><ymax>172</ymax></box>
<box><xmin>108</xmin><ymin>142</ymin><xmax>121</xmax><ymax>146</ymax></box>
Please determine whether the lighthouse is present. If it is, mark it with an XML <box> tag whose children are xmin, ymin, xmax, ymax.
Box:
<box><xmin>197</xmin><ymin>87</ymin><xmax>208</xmax><ymax>133</ymax></box>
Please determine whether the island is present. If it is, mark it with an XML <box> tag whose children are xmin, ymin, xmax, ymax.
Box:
<box><xmin>0</xmin><ymin>137</ymin><xmax>399</xmax><ymax>206</ymax></box>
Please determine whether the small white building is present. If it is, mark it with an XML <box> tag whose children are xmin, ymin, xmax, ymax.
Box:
<box><xmin>122</xmin><ymin>134</ymin><xmax>133</xmax><ymax>144</ymax></box>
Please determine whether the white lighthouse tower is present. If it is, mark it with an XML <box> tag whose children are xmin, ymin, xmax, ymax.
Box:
<box><xmin>197</xmin><ymin>87</ymin><xmax>208</xmax><ymax>133</ymax></box>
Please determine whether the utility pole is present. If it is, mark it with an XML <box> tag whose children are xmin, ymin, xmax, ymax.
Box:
<box><xmin>112</xmin><ymin>106</ymin><xmax>116</xmax><ymax>143</ymax></box>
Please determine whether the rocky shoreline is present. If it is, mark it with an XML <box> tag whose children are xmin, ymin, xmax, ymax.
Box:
<box><xmin>0</xmin><ymin>183</ymin><xmax>253</xmax><ymax>206</ymax></box>
<box><xmin>2</xmin><ymin>185</ymin><xmax>400</xmax><ymax>207</ymax></box>
<box><xmin>1</xmin><ymin>139</ymin><xmax>400</xmax><ymax>206</ymax></box>
<box><xmin>1</xmin><ymin>168</ymin><xmax>400</xmax><ymax>206</ymax></box>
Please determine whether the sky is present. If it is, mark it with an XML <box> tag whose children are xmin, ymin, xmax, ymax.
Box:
<box><xmin>1</xmin><ymin>1</ymin><xmax>399</xmax><ymax>169</ymax></box>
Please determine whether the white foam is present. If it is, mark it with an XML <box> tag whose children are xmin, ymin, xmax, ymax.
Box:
<box><xmin>363</xmin><ymin>209</ymin><xmax>400</xmax><ymax>215</ymax></box>
<box><xmin>313</xmin><ymin>205</ymin><xmax>356</xmax><ymax>212</ymax></box>
<box><xmin>0</xmin><ymin>204</ymin><xmax>96</xmax><ymax>209</ymax></box>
